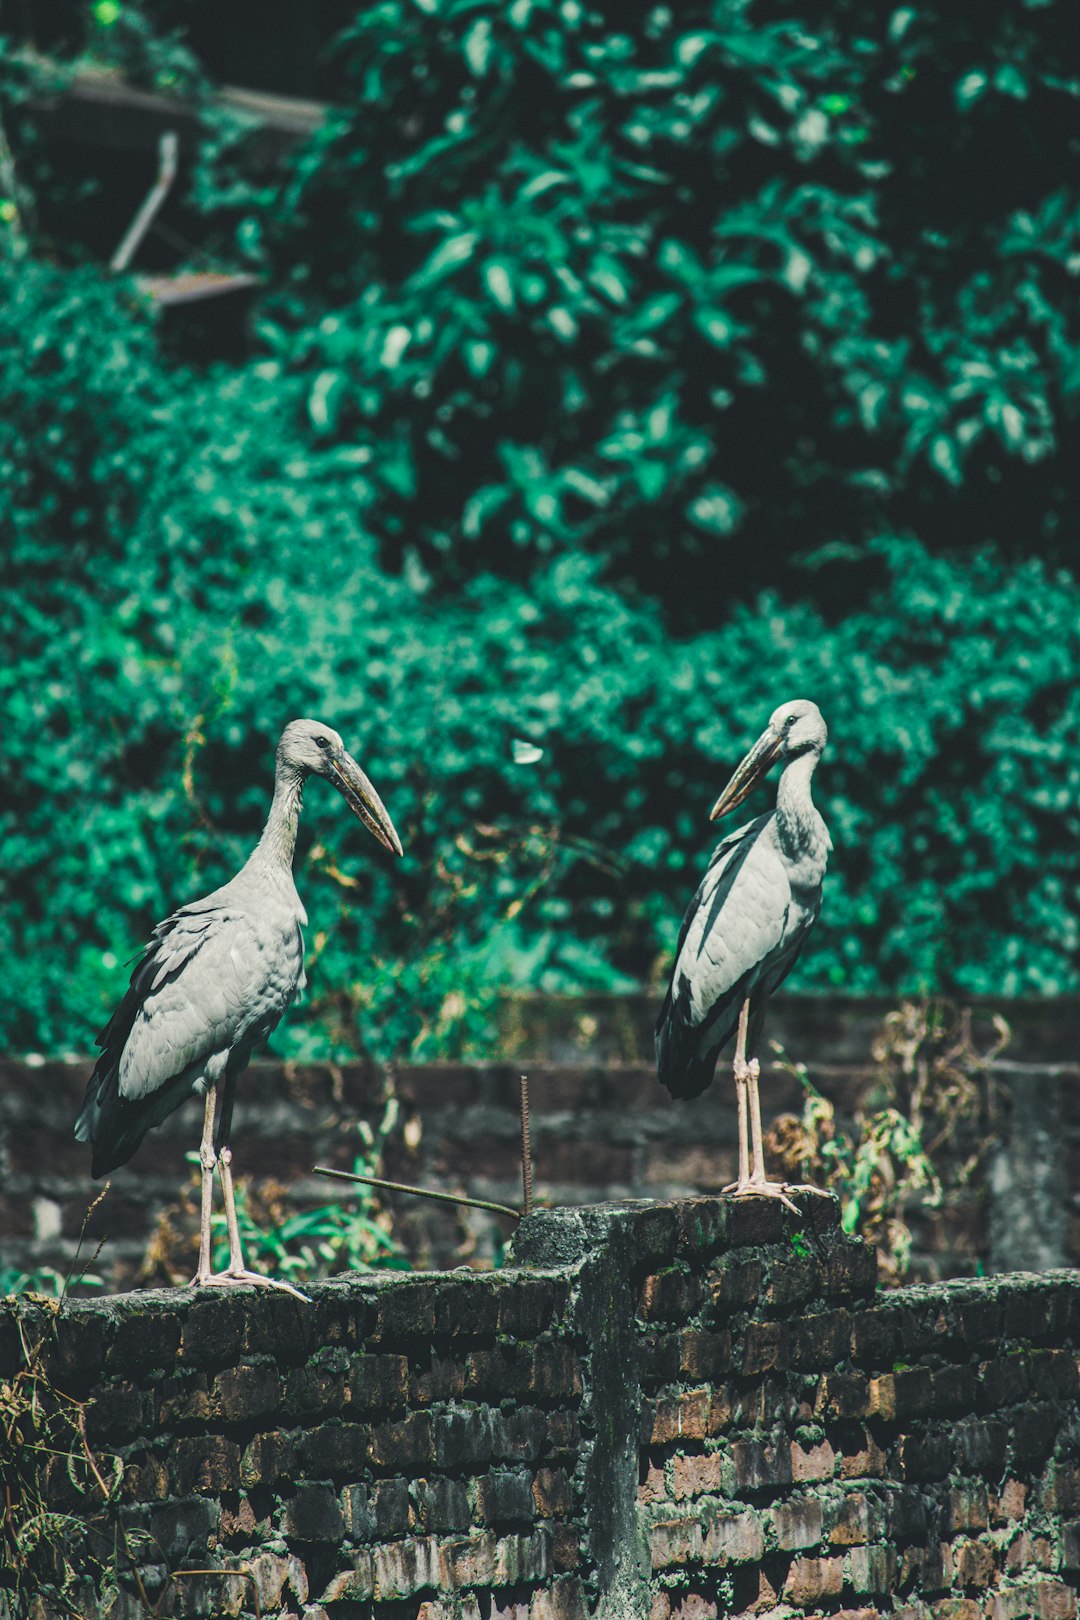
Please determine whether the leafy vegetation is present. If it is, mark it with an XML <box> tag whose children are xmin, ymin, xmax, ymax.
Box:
<box><xmin>2</xmin><ymin>1</ymin><xmax>1078</xmax><ymax>1062</ymax></box>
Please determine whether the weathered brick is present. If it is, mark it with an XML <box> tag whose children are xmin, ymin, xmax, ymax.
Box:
<box><xmin>952</xmin><ymin>1416</ymin><xmax>1006</xmax><ymax>1473</ymax></box>
<box><xmin>531</xmin><ymin>1342</ymin><xmax>583</xmax><ymax>1400</ymax></box>
<box><xmin>148</xmin><ymin>1496</ymin><xmax>217</xmax><ymax>1559</ymax></box>
<box><xmin>297</xmin><ymin>1420</ymin><xmax>369</xmax><ymax>1478</ymax></box>
<box><xmin>772</xmin><ymin>1498</ymin><xmax>823</xmax><ymax>1551</ymax></box>
<box><xmin>280</xmin><ymin>1351</ymin><xmax>348</xmax><ymax>1419</ymax></box>
<box><xmin>321</xmin><ymin>1557</ymin><xmax>375</xmax><ymax>1604</ymax></box>
<box><xmin>373</xmin><ymin>1533</ymin><xmax>450</xmax><ymax>1597</ymax></box>
<box><xmin>639</xmin><ymin>1331</ymin><xmax>680</xmax><ymax>1385</ymax></box>
<box><xmin>897</xmin><ymin>1430</ymin><xmax>952</xmax><ymax>1482</ymax></box>
<box><xmin>838</xmin><ymin>1427</ymin><xmax>887</xmax><ymax>1479</ymax></box>
<box><xmin>529</xmin><ymin>1576</ymin><xmax>587</xmax><ymax>1620</ymax></box>
<box><xmin>702</xmin><ymin>1510</ymin><xmax>765</xmax><ymax>1564</ymax></box>
<box><xmin>41</xmin><ymin>1313</ymin><xmax>108</xmax><ymax>1394</ymax></box>
<box><xmin>849</xmin><ymin>1544</ymin><xmax>898</xmax><ymax>1594</ymax></box>
<box><xmin>792</xmin><ymin>1438</ymin><xmax>836</xmax><ymax>1482</ymax></box>
<box><xmin>825</xmin><ymin>1239</ymin><xmax>878</xmax><ymax>1300</ymax></box>
<box><xmin>413</xmin><ymin>1351</ymin><xmax>468</xmax><ymax>1405</ymax></box>
<box><xmin>417</xmin><ymin>1476</ymin><xmax>472</xmax><ymax>1533</ymax></box>
<box><xmin>945</xmin><ymin>1482</ymin><xmax>989</xmax><ymax>1534</ymax></box>
<box><xmin>156</xmin><ymin>1371</ymin><xmax>210</xmax><ymax>1426</ymax></box>
<box><xmin>492</xmin><ymin>1406</ymin><xmax>550</xmax><ymax>1463</ymax></box>
<box><xmin>763</xmin><ymin>1253</ymin><xmax>822</xmax><ymax>1312</ymax></box>
<box><xmin>732</xmin><ymin>1439</ymin><xmax>793</xmax><ymax>1492</ymax></box>
<box><xmin>240</xmin><ymin>1291</ymin><xmax>312</xmax><ymax>1365</ymax></box>
<box><xmin>789</xmin><ymin>1309</ymin><xmax>852</xmax><ymax>1369</ymax></box>
<box><xmin>179</xmin><ymin>1298</ymin><xmax>245</xmax><ymax>1369</ymax></box>
<box><xmin>784</xmin><ymin>1554</ymin><xmax>844</xmax><ymax>1606</ymax></box>
<box><xmin>210</xmin><ymin>1360</ymin><xmax>281</xmax><ymax>1422</ymax></box>
<box><xmin>650</xmin><ymin>1516</ymin><xmax>703</xmax><ymax>1568</ymax></box>
<box><xmin>551</xmin><ymin>1521</ymin><xmax>580</xmax><ymax>1572</ymax></box>
<box><xmin>639</xmin><ymin>1267</ymin><xmax>703</xmax><ymax>1322</ymax></box>
<box><xmin>283</xmin><ymin>1481</ymin><xmax>345</xmax><ymax>1543</ymax></box>
<box><xmin>371</xmin><ymin>1477</ymin><xmax>412</xmax><ymax>1536</ymax></box>
<box><xmin>678</xmin><ymin>1330</ymin><xmax>730</xmax><ymax>1382</ymax></box>
<box><xmin>172</xmin><ymin>1434</ymin><xmax>241</xmax><ymax>1494</ymax></box>
<box><xmin>1033</xmin><ymin>1581</ymin><xmax>1079</xmax><ymax>1620</ymax></box>
<box><xmin>706</xmin><ymin>1252</ymin><xmax>763</xmax><ymax>1313</ymax></box>
<box><xmin>369</xmin><ymin>1412</ymin><xmax>434</xmax><ymax>1472</ymax></box>
<box><xmin>241</xmin><ymin>1428</ymin><xmax>297</xmax><ymax>1487</ymax></box>
<box><xmin>817</xmin><ymin>1372</ymin><xmax>872</xmax><ymax>1421</ymax></box>
<box><xmin>434</xmin><ymin>1278</ymin><xmax>501</xmax><ymax>1337</ymax></box>
<box><xmin>672</xmin><ymin>1453</ymin><xmax>723</xmax><ymax>1501</ymax></box>
<box><xmin>651</xmin><ymin>1391</ymin><xmax>711</xmax><ymax>1446</ymax></box>
<box><xmin>107</xmin><ymin>1311</ymin><xmax>181</xmax><ymax>1377</ymax></box>
<box><xmin>535</xmin><ymin>1466</ymin><xmax>574</xmax><ymax>1518</ymax></box>
<box><xmin>478</xmin><ymin>1470</ymin><xmax>537</xmax><ymax>1526</ymax></box>
<box><xmin>929</xmin><ymin>1365</ymin><xmax>977</xmax><ymax>1415</ymax></box>
<box><xmin>495</xmin><ymin>1529</ymin><xmax>554</xmax><ymax>1584</ymax></box>
<box><xmin>955</xmin><ymin>1538</ymin><xmax>995</xmax><ymax>1589</ymax></box>
<box><xmin>737</xmin><ymin>1321</ymin><xmax>784</xmax><ymax>1376</ymax></box>
<box><xmin>977</xmin><ymin>1355</ymin><xmax>1031</xmax><ymax>1410</ymax></box>
<box><xmin>85</xmin><ymin>1380</ymin><xmax>145</xmax><ymax>1442</ymax></box>
<box><xmin>932</xmin><ymin>1602</ymin><xmax>980</xmax><ymax>1620</ymax></box>
<box><xmin>1012</xmin><ymin>1403</ymin><xmax>1058</xmax><ymax>1468</ymax></box>
<box><xmin>348</xmin><ymin>1352</ymin><xmax>409</xmax><ymax>1412</ymax></box>
<box><xmin>369</xmin><ymin>1281</ymin><xmax>437</xmax><ymax>1341</ymax></box>
<box><xmin>992</xmin><ymin>1478</ymin><xmax>1028</xmax><ymax>1524</ymax></box>
<box><xmin>497</xmin><ymin>1280</ymin><xmax>562</xmax><ymax>1337</ymax></box>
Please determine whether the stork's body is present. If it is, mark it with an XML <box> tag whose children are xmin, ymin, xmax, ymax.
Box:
<box><xmin>656</xmin><ymin>700</ymin><xmax>831</xmax><ymax>1203</ymax></box>
<box><xmin>75</xmin><ymin>719</ymin><xmax>402</xmax><ymax>1294</ymax></box>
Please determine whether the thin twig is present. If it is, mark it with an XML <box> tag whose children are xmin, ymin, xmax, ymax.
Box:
<box><xmin>313</xmin><ymin>1166</ymin><xmax>519</xmax><ymax>1219</ymax></box>
<box><xmin>519</xmin><ymin>1074</ymin><xmax>533</xmax><ymax>1218</ymax></box>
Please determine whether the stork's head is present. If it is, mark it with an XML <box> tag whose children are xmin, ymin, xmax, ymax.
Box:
<box><xmin>278</xmin><ymin>719</ymin><xmax>403</xmax><ymax>856</ymax></box>
<box><xmin>710</xmin><ymin>698</ymin><xmax>827</xmax><ymax>821</ymax></box>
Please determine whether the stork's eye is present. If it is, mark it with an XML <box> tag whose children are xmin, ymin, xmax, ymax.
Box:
<box><xmin>783</xmin><ymin>714</ymin><xmax>796</xmax><ymax>732</ymax></box>
<box><xmin>314</xmin><ymin>735</ymin><xmax>331</xmax><ymax>750</ymax></box>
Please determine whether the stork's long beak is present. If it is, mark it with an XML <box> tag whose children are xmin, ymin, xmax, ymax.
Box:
<box><xmin>330</xmin><ymin>753</ymin><xmax>404</xmax><ymax>856</ymax></box>
<box><xmin>710</xmin><ymin>725</ymin><xmax>785</xmax><ymax>821</ymax></box>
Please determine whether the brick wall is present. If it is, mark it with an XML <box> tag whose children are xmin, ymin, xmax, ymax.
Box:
<box><xmin>3</xmin><ymin>996</ymin><xmax>1078</xmax><ymax>1291</ymax></box>
<box><xmin>5</xmin><ymin>1196</ymin><xmax>1080</xmax><ymax>1620</ymax></box>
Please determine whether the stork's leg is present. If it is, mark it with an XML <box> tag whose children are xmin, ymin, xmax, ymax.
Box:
<box><xmin>193</xmin><ymin>1084</ymin><xmax>219</xmax><ymax>1285</ymax></box>
<box><xmin>722</xmin><ymin>997</ymin><xmax>798</xmax><ymax>1214</ymax></box>
<box><xmin>189</xmin><ymin>1083</ymin><xmax>308</xmax><ymax>1301</ymax></box>
<box><xmin>216</xmin><ymin>1146</ymin><xmax>309</xmax><ymax>1301</ymax></box>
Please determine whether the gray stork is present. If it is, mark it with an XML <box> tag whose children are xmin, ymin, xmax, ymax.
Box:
<box><xmin>655</xmin><ymin>699</ymin><xmax>830</xmax><ymax>1206</ymax></box>
<box><xmin>75</xmin><ymin>719</ymin><xmax>402</xmax><ymax>1295</ymax></box>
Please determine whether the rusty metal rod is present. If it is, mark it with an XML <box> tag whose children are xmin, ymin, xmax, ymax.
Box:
<box><xmin>519</xmin><ymin>1074</ymin><xmax>533</xmax><ymax>1218</ymax></box>
<box><xmin>313</xmin><ymin>1165</ymin><xmax>520</xmax><ymax>1220</ymax></box>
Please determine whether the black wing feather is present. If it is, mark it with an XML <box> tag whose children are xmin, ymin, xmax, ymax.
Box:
<box><xmin>75</xmin><ymin>909</ymin><xmax>221</xmax><ymax>1176</ymax></box>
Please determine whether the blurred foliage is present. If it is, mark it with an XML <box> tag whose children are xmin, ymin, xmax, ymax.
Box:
<box><xmin>1</xmin><ymin>1</ymin><xmax>1079</xmax><ymax>1060</ymax></box>
<box><xmin>768</xmin><ymin>999</ymin><xmax>1009</xmax><ymax>1282</ymax></box>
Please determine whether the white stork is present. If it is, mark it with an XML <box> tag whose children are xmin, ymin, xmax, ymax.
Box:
<box><xmin>75</xmin><ymin>719</ymin><xmax>402</xmax><ymax>1295</ymax></box>
<box><xmin>656</xmin><ymin>699</ymin><xmax>831</xmax><ymax>1206</ymax></box>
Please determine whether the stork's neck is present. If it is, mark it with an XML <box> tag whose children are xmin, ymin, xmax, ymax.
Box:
<box><xmin>253</xmin><ymin>764</ymin><xmax>306</xmax><ymax>872</ymax></box>
<box><xmin>775</xmin><ymin>749</ymin><xmax>827</xmax><ymax>866</ymax></box>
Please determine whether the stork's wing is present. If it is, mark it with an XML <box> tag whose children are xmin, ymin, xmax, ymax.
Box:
<box><xmin>75</xmin><ymin>899</ymin><xmax>304</xmax><ymax>1176</ymax></box>
<box><xmin>656</xmin><ymin>813</ymin><xmax>812</xmax><ymax>1099</ymax></box>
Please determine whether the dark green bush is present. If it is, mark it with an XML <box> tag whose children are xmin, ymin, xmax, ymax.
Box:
<box><xmin>2</xmin><ymin>3</ymin><xmax>1079</xmax><ymax>1059</ymax></box>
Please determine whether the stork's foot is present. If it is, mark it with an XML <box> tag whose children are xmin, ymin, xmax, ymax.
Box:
<box><xmin>722</xmin><ymin>1178</ymin><xmax>800</xmax><ymax>1217</ymax></box>
<box><xmin>781</xmin><ymin>1182</ymin><xmax>833</xmax><ymax>1199</ymax></box>
<box><xmin>191</xmin><ymin>1267</ymin><xmax>310</xmax><ymax>1304</ymax></box>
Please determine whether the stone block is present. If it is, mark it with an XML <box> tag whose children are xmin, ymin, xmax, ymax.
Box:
<box><xmin>773</xmin><ymin>1498</ymin><xmax>823</xmax><ymax>1551</ymax></box>
<box><xmin>370</xmin><ymin>1281</ymin><xmax>437</xmax><ymax>1342</ymax></box>
<box><xmin>369</xmin><ymin>1411</ymin><xmax>435</xmax><ymax>1473</ymax></box>
<box><xmin>651</xmin><ymin>1391</ymin><xmax>710</xmax><ymax>1446</ymax></box>
<box><xmin>280</xmin><ymin>1353</ymin><xmax>348</xmax><ymax>1420</ymax></box>
<box><xmin>706</xmin><ymin>1252</ymin><xmax>763</xmax><ymax>1314</ymax></box>
<box><xmin>180</xmin><ymin>1299</ymin><xmax>244</xmax><ymax>1370</ymax></box>
<box><xmin>702</xmin><ymin>1510</ymin><xmax>765</xmax><ymax>1565</ymax></box>
<box><xmin>240</xmin><ymin>1291</ymin><xmax>312</xmax><ymax>1365</ymax></box>
<box><xmin>789</xmin><ymin>1309</ymin><xmax>852</xmax><ymax>1369</ymax></box>
<box><xmin>952</xmin><ymin>1416</ymin><xmax>1007</xmax><ymax>1473</ymax></box>
<box><xmin>210</xmin><ymin>1360</ymin><xmax>280</xmax><ymax>1423</ymax></box>
<box><xmin>417</xmin><ymin>1475</ymin><xmax>473</xmax><ymax>1533</ymax></box>
<box><xmin>897</xmin><ymin>1430</ymin><xmax>952</xmax><ymax>1482</ymax></box>
<box><xmin>433</xmin><ymin>1407</ymin><xmax>495</xmax><ymax>1470</ymax></box>
<box><xmin>497</xmin><ymin>1280</ymin><xmax>564</xmax><ymax>1338</ymax></box>
<box><xmin>148</xmin><ymin>1496</ymin><xmax>217</xmax><ymax>1560</ymax></box>
<box><xmin>977</xmin><ymin>1356</ymin><xmax>1031</xmax><ymax>1410</ymax></box>
<box><xmin>434</xmin><ymin>1278</ymin><xmax>501</xmax><ymax>1338</ymax></box>
<box><xmin>240</xmin><ymin>1428</ymin><xmax>297</xmax><ymax>1488</ymax></box>
<box><xmin>371</xmin><ymin>1477</ymin><xmax>412</xmax><ymax>1537</ymax></box>
<box><xmin>737</xmin><ymin>1321</ymin><xmax>784</xmax><ymax>1376</ymax></box>
<box><xmin>107</xmin><ymin>1310</ymin><xmax>181</xmax><ymax>1377</ymax></box>
<box><xmin>639</xmin><ymin>1267</ymin><xmax>703</xmax><ymax>1323</ymax></box>
<box><xmin>955</xmin><ymin>1538</ymin><xmax>995</xmax><ymax>1589</ymax></box>
<box><xmin>534</xmin><ymin>1466</ymin><xmax>574</xmax><ymax>1518</ymax></box>
<box><xmin>732</xmin><ymin>1438</ymin><xmax>792</xmax><ymax>1492</ymax></box>
<box><xmin>530</xmin><ymin>1341</ymin><xmax>583</xmax><ymax>1400</ymax></box>
<box><xmin>297</xmin><ymin>1419</ymin><xmax>369</xmax><ymax>1478</ymax></box>
<box><xmin>85</xmin><ymin>1379</ymin><xmax>145</xmax><ymax>1442</ymax></box>
<box><xmin>783</xmin><ymin>1555</ymin><xmax>844</xmax><ymax>1607</ymax></box>
<box><xmin>762</xmin><ymin>1253</ymin><xmax>823</xmax><ymax>1312</ymax></box>
<box><xmin>818</xmin><ymin>1372</ymin><xmax>872</xmax><ymax>1421</ymax></box>
<box><xmin>1012</xmin><ymin>1403</ymin><xmax>1059</xmax><ymax>1468</ymax></box>
<box><xmin>283</xmin><ymin>1481</ymin><xmax>345</xmax><ymax>1543</ymax></box>
<box><xmin>347</xmin><ymin>1351</ymin><xmax>409</xmax><ymax>1412</ymax></box>
<box><xmin>678</xmin><ymin>1330</ymin><xmax>730</xmax><ymax>1383</ymax></box>
<box><xmin>413</xmin><ymin>1351</ymin><xmax>469</xmax><ymax>1405</ymax></box>
<box><xmin>945</xmin><ymin>1483</ymin><xmax>989</xmax><ymax>1535</ymax></box>
<box><xmin>494</xmin><ymin>1529</ymin><xmax>553</xmax><ymax>1584</ymax></box>
<box><xmin>849</xmin><ymin>1544</ymin><xmax>899</xmax><ymax>1594</ymax></box>
<box><xmin>172</xmin><ymin>1434</ymin><xmax>241</xmax><ymax>1494</ymax></box>
<box><xmin>824</xmin><ymin>1239</ymin><xmax>878</xmax><ymax>1300</ymax></box>
<box><xmin>792</xmin><ymin>1438</ymin><xmax>836</xmax><ymax>1482</ymax></box>
<box><xmin>650</xmin><ymin>1516</ymin><xmax>703</xmax><ymax>1568</ymax></box>
<box><xmin>477</xmin><ymin>1470</ymin><xmax>536</xmax><ymax>1527</ymax></box>
<box><xmin>529</xmin><ymin>1576</ymin><xmax>587</xmax><ymax>1620</ymax></box>
<box><xmin>672</xmin><ymin>1453</ymin><xmax>722</xmax><ymax>1501</ymax></box>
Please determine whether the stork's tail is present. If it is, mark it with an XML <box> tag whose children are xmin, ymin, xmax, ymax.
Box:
<box><xmin>654</xmin><ymin>985</ymin><xmax>721</xmax><ymax>1100</ymax></box>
